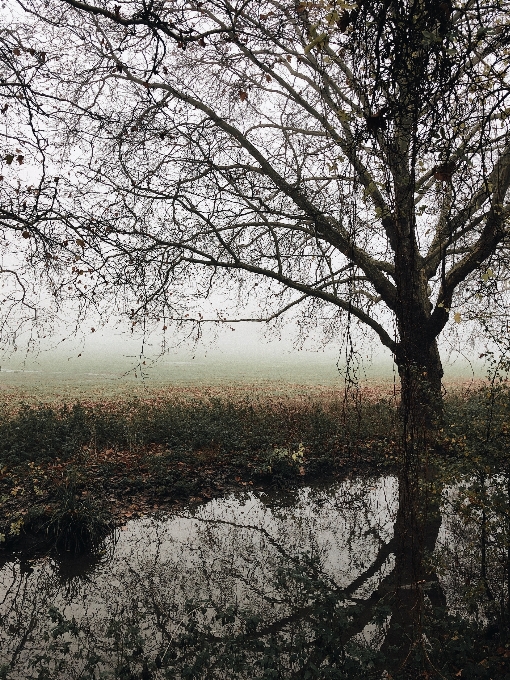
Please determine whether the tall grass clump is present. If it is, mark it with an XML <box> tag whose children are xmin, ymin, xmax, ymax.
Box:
<box><xmin>1</xmin><ymin>473</ymin><xmax>116</xmax><ymax>555</ymax></box>
<box><xmin>47</xmin><ymin>478</ymin><xmax>115</xmax><ymax>554</ymax></box>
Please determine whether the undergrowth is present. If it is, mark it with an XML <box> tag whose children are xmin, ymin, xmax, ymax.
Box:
<box><xmin>1</xmin><ymin>384</ymin><xmax>509</xmax><ymax>562</ymax></box>
<box><xmin>0</xmin><ymin>394</ymin><xmax>399</xmax><ymax>466</ymax></box>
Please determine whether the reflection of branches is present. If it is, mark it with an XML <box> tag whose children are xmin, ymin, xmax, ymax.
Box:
<box><xmin>0</xmin><ymin>570</ymin><xmax>55</xmax><ymax>672</ymax></box>
<box><xmin>343</xmin><ymin>535</ymin><xmax>396</xmax><ymax>597</ymax></box>
<box><xmin>0</xmin><ymin>479</ymin><xmax>458</xmax><ymax>679</ymax></box>
<box><xmin>8</xmin><ymin>603</ymin><xmax>39</xmax><ymax>671</ymax></box>
<box><xmin>174</xmin><ymin>511</ymin><xmax>399</xmax><ymax>645</ymax></box>
<box><xmin>182</xmin><ymin>505</ymin><xmax>396</xmax><ymax>585</ymax></box>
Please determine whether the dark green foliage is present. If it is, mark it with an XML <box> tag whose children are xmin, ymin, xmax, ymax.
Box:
<box><xmin>0</xmin><ymin>395</ymin><xmax>398</xmax><ymax>466</ymax></box>
<box><xmin>5</xmin><ymin>475</ymin><xmax>116</xmax><ymax>556</ymax></box>
<box><xmin>0</xmin><ymin>404</ymin><xmax>90</xmax><ymax>464</ymax></box>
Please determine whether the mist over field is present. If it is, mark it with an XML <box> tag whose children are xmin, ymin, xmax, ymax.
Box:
<box><xmin>0</xmin><ymin>318</ymin><xmax>485</xmax><ymax>401</ymax></box>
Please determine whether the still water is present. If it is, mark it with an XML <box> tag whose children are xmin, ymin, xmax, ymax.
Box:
<box><xmin>0</xmin><ymin>475</ymin><xmax>506</xmax><ymax>679</ymax></box>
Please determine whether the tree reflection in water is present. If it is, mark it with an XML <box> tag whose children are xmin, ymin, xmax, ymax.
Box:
<box><xmin>0</xmin><ymin>473</ymin><xmax>508</xmax><ymax>679</ymax></box>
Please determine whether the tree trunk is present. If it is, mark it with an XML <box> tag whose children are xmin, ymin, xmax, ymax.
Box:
<box><xmin>393</xmin><ymin>214</ymin><xmax>445</xmax><ymax>442</ymax></box>
<box><xmin>392</xmin><ymin>177</ymin><xmax>445</xmax><ymax>443</ymax></box>
<box><xmin>393</xmin><ymin>329</ymin><xmax>444</xmax><ymax>611</ymax></box>
<box><xmin>383</xmin><ymin>335</ymin><xmax>445</xmax><ymax>675</ymax></box>
<box><xmin>380</xmin><ymin>329</ymin><xmax>445</xmax><ymax>676</ymax></box>
<box><xmin>397</xmin><ymin>338</ymin><xmax>444</xmax><ymax>441</ymax></box>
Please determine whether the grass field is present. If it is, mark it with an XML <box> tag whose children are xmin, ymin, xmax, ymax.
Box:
<box><xmin>0</xmin><ymin>351</ymin><xmax>484</xmax><ymax>403</ymax></box>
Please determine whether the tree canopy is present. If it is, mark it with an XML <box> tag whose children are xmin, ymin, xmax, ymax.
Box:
<box><xmin>1</xmin><ymin>0</ymin><xmax>510</xmax><ymax>413</ymax></box>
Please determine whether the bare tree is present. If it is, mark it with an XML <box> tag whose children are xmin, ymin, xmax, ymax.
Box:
<box><xmin>3</xmin><ymin>5</ymin><xmax>510</xmax><ymax>668</ymax></box>
<box><xmin>0</xmin><ymin>20</ymin><xmax>111</xmax><ymax>347</ymax></box>
<box><xmin>3</xmin><ymin>0</ymin><xmax>510</xmax><ymax>431</ymax></box>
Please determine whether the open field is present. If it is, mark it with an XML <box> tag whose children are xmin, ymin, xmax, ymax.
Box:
<box><xmin>0</xmin><ymin>352</ymin><xmax>485</xmax><ymax>403</ymax></box>
<box><xmin>0</xmin><ymin>370</ymin><xmax>486</xmax><ymax>411</ymax></box>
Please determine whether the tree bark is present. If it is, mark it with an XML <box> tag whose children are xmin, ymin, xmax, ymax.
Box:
<box><xmin>382</xmin><ymin>225</ymin><xmax>447</xmax><ymax>674</ymax></box>
<box><xmin>397</xmin><ymin>338</ymin><xmax>444</xmax><ymax>439</ymax></box>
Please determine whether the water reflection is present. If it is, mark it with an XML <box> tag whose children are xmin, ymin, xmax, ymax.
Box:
<box><xmin>0</xmin><ymin>475</ymin><xmax>507</xmax><ymax>679</ymax></box>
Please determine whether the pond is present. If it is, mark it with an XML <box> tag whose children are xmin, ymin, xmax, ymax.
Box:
<box><xmin>1</xmin><ymin>474</ymin><xmax>509</xmax><ymax>679</ymax></box>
